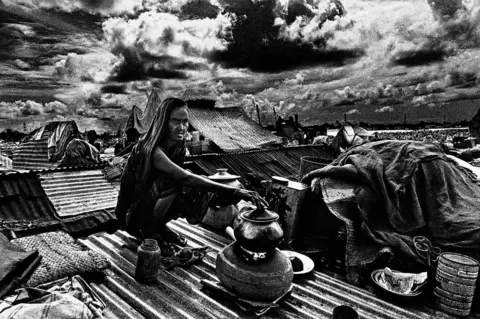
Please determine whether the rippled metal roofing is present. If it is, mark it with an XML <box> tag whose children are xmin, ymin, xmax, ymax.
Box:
<box><xmin>0</xmin><ymin>165</ymin><xmax>118</xmax><ymax>237</ymax></box>
<box><xmin>0</xmin><ymin>171</ymin><xmax>62</xmax><ymax>236</ymax></box>
<box><xmin>39</xmin><ymin>169</ymin><xmax>118</xmax><ymax>217</ymax></box>
<box><xmin>188</xmin><ymin>107</ymin><xmax>284</xmax><ymax>152</ymax></box>
<box><xmin>12</xmin><ymin>133</ymin><xmax>56</xmax><ymax>171</ymax></box>
<box><xmin>189</xmin><ymin>145</ymin><xmax>334</xmax><ymax>182</ymax></box>
<box><xmin>79</xmin><ymin>220</ymin><xmax>447</xmax><ymax>319</ymax></box>
<box><xmin>38</xmin><ymin>168</ymin><xmax>118</xmax><ymax>236</ymax></box>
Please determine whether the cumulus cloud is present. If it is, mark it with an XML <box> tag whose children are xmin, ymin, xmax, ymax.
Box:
<box><xmin>44</xmin><ymin>101</ymin><xmax>69</xmax><ymax>114</ymax></box>
<box><xmin>346</xmin><ymin>108</ymin><xmax>359</xmax><ymax>114</ymax></box>
<box><xmin>375</xmin><ymin>106</ymin><xmax>394</xmax><ymax>113</ymax></box>
<box><xmin>294</xmin><ymin>88</ymin><xmax>320</xmax><ymax>101</ymax></box>
<box><xmin>54</xmin><ymin>52</ymin><xmax>118</xmax><ymax>83</ymax></box>
<box><xmin>102</xmin><ymin>11</ymin><xmax>233</xmax><ymax>81</ymax></box>
<box><xmin>13</xmin><ymin>59</ymin><xmax>30</xmax><ymax>70</ymax></box>
<box><xmin>316</xmin><ymin>0</ymin><xmax>480</xmax><ymax>70</ymax></box>
<box><xmin>0</xmin><ymin>100</ymin><xmax>70</xmax><ymax>118</ymax></box>
<box><xmin>284</xmin><ymin>72</ymin><xmax>306</xmax><ymax>85</ymax></box>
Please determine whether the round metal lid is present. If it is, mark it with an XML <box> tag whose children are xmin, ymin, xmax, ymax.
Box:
<box><xmin>208</xmin><ymin>168</ymin><xmax>240</xmax><ymax>181</ymax></box>
<box><xmin>241</xmin><ymin>205</ymin><xmax>279</xmax><ymax>222</ymax></box>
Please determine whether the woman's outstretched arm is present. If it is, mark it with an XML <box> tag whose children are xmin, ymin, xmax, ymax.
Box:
<box><xmin>152</xmin><ymin>146</ymin><xmax>266</xmax><ymax>206</ymax></box>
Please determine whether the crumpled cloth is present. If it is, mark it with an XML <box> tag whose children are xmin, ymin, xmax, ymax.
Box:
<box><xmin>0</xmin><ymin>233</ymin><xmax>41</xmax><ymax>299</ymax></box>
<box><xmin>58</xmin><ymin>138</ymin><xmax>100</xmax><ymax>167</ymax></box>
<box><xmin>0</xmin><ymin>275</ymin><xmax>105</xmax><ymax>319</ymax></box>
<box><xmin>160</xmin><ymin>246</ymin><xmax>209</xmax><ymax>270</ymax></box>
<box><xmin>301</xmin><ymin>140</ymin><xmax>480</xmax><ymax>284</ymax></box>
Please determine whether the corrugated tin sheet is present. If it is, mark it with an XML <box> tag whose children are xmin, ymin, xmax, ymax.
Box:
<box><xmin>80</xmin><ymin>221</ymin><xmax>450</xmax><ymax>319</ymax></box>
<box><xmin>188</xmin><ymin>145</ymin><xmax>334</xmax><ymax>182</ymax></box>
<box><xmin>12</xmin><ymin>132</ymin><xmax>56</xmax><ymax>171</ymax></box>
<box><xmin>0</xmin><ymin>172</ymin><xmax>62</xmax><ymax>236</ymax></box>
<box><xmin>188</xmin><ymin>107</ymin><xmax>284</xmax><ymax>152</ymax></box>
<box><xmin>12</xmin><ymin>121</ymin><xmax>80</xmax><ymax>171</ymax></box>
<box><xmin>39</xmin><ymin>168</ymin><xmax>118</xmax><ymax>236</ymax></box>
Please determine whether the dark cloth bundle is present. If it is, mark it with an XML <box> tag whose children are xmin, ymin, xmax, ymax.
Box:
<box><xmin>302</xmin><ymin>140</ymin><xmax>480</xmax><ymax>283</ymax></box>
<box><xmin>0</xmin><ymin>233</ymin><xmax>41</xmax><ymax>298</ymax></box>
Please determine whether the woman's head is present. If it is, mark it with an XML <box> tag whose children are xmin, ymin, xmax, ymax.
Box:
<box><xmin>166</xmin><ymin>103</ymin><xmax>189</xmax><ymax>142</ymax></box>
<box><xmin>142</xmin><ymin>97</ymin><xmax>189</xmax><ymax>149</ymax></box>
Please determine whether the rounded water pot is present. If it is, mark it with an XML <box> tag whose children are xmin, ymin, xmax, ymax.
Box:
<box><xmin>234</xmin><ymin>204</ymin><xmax>283</xmax><ymax>253</ymax></box>
<box><xmin>208</xmin><ymin>168</ymin><xmax>242</xmax><ymax>206</ymax></box>
<box><xmin>216</xmin><ymin>242</ymin><xmax>293</xmax><ymax>301</ymax></box>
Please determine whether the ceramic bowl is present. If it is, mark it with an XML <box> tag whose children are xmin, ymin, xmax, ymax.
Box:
<box><xmin>371</xmin><ymin>269</ymin><xmax>424</xmax><ymax>303</ymax></box>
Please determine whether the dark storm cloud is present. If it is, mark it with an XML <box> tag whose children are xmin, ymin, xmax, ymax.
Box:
<box><xmin>391</xmin><ymin>49</ymin><xmax>447</xmax><ymax>66</ymax></box>
<box><xmin>390</xmin><ymin>0</ymin><xmax>480</xmax><ymax>66</ymax></box>
<box><xmin>211</xmin><ymin>0</ymin><xmax>360</xmax><ymax>71</ymax></box>
<box><xmin>4</xmin><ymin>0</ymin><xmax>143</xmax><ymax>16</ymax></box>
<box><xmin>100</xmin><ymin>84</ymin><xmax>127</xmax><ymax>94</ymax></box>
<box><xmin>108</xmin><ymin>48</ymin><xmax>190</xmax><ymax>81</ymax></box>
<box><xmin>102</xmin><ymin>0</ymin><xmax>360</xmax><ymax>76</ymax></box>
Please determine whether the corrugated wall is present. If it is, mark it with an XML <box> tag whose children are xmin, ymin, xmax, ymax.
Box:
<box><xmin>80</xmin><ymin>221</ymin><xmax>447</xmax><ymax>319</ymax></box>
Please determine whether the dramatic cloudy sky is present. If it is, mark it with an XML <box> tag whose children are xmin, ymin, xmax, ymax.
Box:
<box><xmin>0</xmin><ymin>0</ymin><xmax>479</xmax><ymax>132</ymax></box>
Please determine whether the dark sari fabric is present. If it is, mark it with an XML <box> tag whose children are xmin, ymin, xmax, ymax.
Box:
<box><xmin>114</xmin><ymin>98</ymin><xmax>214</xmax><ymax>238</ymax></box>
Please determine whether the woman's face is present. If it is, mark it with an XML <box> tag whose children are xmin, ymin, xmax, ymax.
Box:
<box><xmin>167</xmin><ymin>106</ymin><xmax>189</xmax><ymax>142</ymax></box>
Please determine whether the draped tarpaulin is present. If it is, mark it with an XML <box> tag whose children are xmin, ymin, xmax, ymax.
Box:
<box><xmin>302</xmin><ymin>140</ymin><xmax>480</xmax><ymax>283</ymax></box>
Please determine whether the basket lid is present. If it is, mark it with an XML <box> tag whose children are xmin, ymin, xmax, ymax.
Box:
<box><xmin>441</xmin><ymin>253</ymin><xmax>479</xmax><ymax>267</ymax></box>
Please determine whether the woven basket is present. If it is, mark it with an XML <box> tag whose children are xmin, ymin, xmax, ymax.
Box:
<box><xmin>12</xmin><ymin>231</ymin><xmax>110</xmax><ymax>287</ymax></box>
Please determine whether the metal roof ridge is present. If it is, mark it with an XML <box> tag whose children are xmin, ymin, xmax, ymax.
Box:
<box><xmin>186</xmin><ymin>145</ymin><xmax>325</xmax><ymax>158</ymax></box>
<box><xmin>0</xmin><ymin>164</ymin><xmax>107</xmax><ymax>176</ymax></box>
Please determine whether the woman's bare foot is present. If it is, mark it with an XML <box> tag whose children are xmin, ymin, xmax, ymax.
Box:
<box><xmin>161</xmin><ymin>225</ymin><xmax>187</xmax><ymax>247</ymax></box>
<box><xmin>153</xmin><ymin>233</ymin><xmax>176</xmax><ymax>257</ymax></box>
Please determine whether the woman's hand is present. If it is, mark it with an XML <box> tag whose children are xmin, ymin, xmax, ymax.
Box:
<box><xmin>233</xmin><ymin>188</ymin><xmax>268</xmax><ymax>208</ymax></box>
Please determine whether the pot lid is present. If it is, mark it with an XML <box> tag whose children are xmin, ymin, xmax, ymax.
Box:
<box><xmin>242</xmin><ymin>205</ymin><xmax>279</xmax><ymax>222</ymax></box>
<box><xmin>208</xmin><ymin>168</ymin><xmax>240</xmax><ymax>181</ymax></box>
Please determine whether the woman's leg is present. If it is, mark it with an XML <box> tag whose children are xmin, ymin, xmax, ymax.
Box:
<box><xmin>146</xmin><ymin>195</ymin><xmax>177</xmax><ymax>253</ymax></box>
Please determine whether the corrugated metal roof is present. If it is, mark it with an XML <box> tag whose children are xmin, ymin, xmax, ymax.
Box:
<box><xmin>39</xmin><ymin>169</ymin><xmax>118</xmax><ymax>217</ymax></box>
<box><xmin>12</xmin><ymin>132</ymin><xmax>56</xmax><ymax>171</ymax></box>
<box><xmin>188</xmin><ymin>107</ymin><xmax>284</xmax><ymax>152</ymax></box>
<box><xmin>188</xmin><ymin>145</ymin><xmax>334</xmax><ymax>182</ymax></box>
<box><xmin>38</xmin><ymin>168</ymin><xmax>119</xmax><ymax>236</ymax></box>
<box><xmin>12</xmin><ymin>121</ymin><xmax>81</xmax><ymax>171</ymax></box>
<box><xmin>79</xmin><ymin>221</ymin><xmax>449</xmax><ymax>319</ymax></box>
<box><xmin>0</xmin><ymin>172</ymin><xmax>62</xmax><ymax>236</ymax></box>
